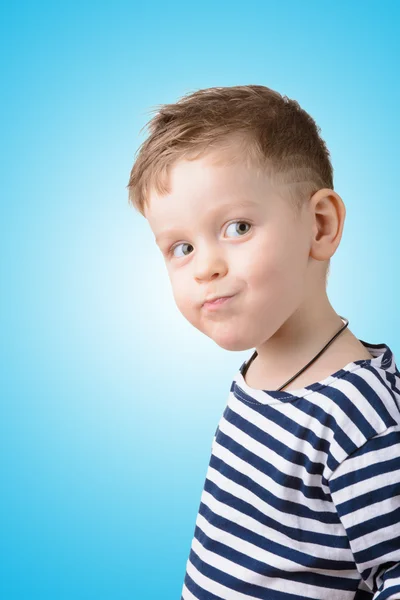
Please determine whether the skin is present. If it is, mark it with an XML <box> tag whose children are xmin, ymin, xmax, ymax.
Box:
<box><xmin>144</xmin><ymin>151</ymin><xmax>373</xmax><ymax>392</ymax></box>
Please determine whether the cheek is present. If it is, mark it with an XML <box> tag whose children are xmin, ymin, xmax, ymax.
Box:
<box><xmin>241</xmin><ymin>237</ymin><xmax>288</xmax><ymax>290</ymax></box>
<box><xmin>170</xmin><ymin>277</ymin><xmax>186</xmax><ymax>309</ymax></box>
<box><xmin>242</xmin><ymin>233</ymin><xmax>306</xmax><ymax>308</ymax></box>
<box><xmin>170</xmin><ymin>275</ymin><xmax>198</xmax><ymax>322</ymax></box>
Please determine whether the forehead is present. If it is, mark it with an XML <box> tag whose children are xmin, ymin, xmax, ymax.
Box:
<box><xmin>145</xmin><ymin>155</ymin><xmax>281</xmax><ymax>238</ymax></box>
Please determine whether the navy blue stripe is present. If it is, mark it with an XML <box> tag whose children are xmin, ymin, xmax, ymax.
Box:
<box><xmin>354</xmin><ymin>534</ymin><xmax>400</xmax><ymax>565</ymax></box>
<box><xmin>333</xmin><ymin>481</ymin><xmax>400</xmax><ymax>516</ymax></box>
<box><xmin>203</xmin><ymin>477</ymin><xmax>349</xmax><ymax>546</ymax></box>
<box><xmin>329</xmin><ymin>456</ymin><xmax>400</xmax><ymax>494</ymax></box>
<box><xmin>198</xmin><ymin>500</ymin><xmax>353</xmax><ymax>570</ymax></box>
<box><xmin>216</xmin><ymin>422</ymin><xmax>327</xmax><ymax>497</ymax></box>
<box><xmin>353</xmin><ymin>588</ymin><xmax>374</xmax><ymax>599</ymax></box>
<box><xmin>348</xmin><ymin>506</ymin><xmax>400</xmax><ymax>541</ymax></box>
<box><xmin>363</xmin><ymin>363</ymin><xmax>400</xmax><ymax>409</ymax></box>
<box><xmin>209</xmin><ymin>452</ymin><xmax>338</xmax><ymax>521</ymax></box>
<box><xmin>188</xmin><ymin>545</ymin><xmax>339</xmax><ymax>600</ymax></box>
<box><xmin>317</xmin><ymin>382</ymin><xmax>379</xmax><ymax>445</ymax></box>
<box><xmin>378</xmin><ymin>584</ymin><xmax>400</xmax><ymax>600</ymax></box>
<box><xmin>344</xmin><ymin>371</ymin><xmax>397</xmax><ymax>429</ymax></box>
<box><xmin>228</xmin><ymin>402</ymin><xmax>332</xmax><ymax>456</ymax></box>
<box><xmin>183</xmin><ymin>570</ymin><xmax>225</xmax><ymax>600</ymax></box>
<box><xmin>346</xmin><ymin>428</ymin><xmax>400</xmax><ymax>458</ymax></box>
<box><xmin>194</xmin><ymin>522</ymin><xmax>360</xmax><ymax>593</ymax></box>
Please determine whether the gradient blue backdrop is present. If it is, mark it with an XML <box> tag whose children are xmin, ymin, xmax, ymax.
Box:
<box><xmin>1</xmin><ymin>1</ymin><xmax>399</xmax><ymax>598</ymax></box>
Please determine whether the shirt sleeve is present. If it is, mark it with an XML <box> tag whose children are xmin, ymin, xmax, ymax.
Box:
<box><xmin>328</xmin><ymin>424</ymin><xmax>400</xmax><ymax>600</ymax></box>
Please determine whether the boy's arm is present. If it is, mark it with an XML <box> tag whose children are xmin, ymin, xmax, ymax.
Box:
<box><xmin>329</xmin><ymin>424</ymin><xmax>400</xmax><ymax>600</ymax></box>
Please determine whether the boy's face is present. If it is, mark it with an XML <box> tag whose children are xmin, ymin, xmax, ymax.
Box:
<box><xmin>145</xmin><ymin>153</ymin><xmax>315</xmax><ymax>352</ymax></box>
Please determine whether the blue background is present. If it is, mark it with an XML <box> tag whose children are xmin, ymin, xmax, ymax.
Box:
<box><xmin>1</xmin><ymin>1</ymin><xmax>399</xmax><ymax>598</ymax></box>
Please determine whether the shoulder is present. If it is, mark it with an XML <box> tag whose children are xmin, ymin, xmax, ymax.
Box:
<box><xmin>321</xmin><ymin>358</ymin><xmax>400</xmax><ymax>480</ymax></box>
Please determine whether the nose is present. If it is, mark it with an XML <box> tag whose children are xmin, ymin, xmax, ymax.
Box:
<box><xmin>194</xmin><ymin>242</ymin><xmax>228</xmax><ymax>281</ymax></box>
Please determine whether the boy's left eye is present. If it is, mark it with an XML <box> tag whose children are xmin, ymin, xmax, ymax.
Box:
<box><xmin>226</xmin><ymin>221</ymin><xmax>251</xmax><ymax>238</ymax></box>
<box><xmin>168</xmin><ymin>220</ymin><xmax>252</xmax><ymax>259</ymax></box>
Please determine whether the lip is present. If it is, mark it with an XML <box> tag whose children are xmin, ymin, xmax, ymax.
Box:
<box><xmin>203</xmin><ymin>295</ymin><xmax>235</xmax><ymax>310</ymax></box>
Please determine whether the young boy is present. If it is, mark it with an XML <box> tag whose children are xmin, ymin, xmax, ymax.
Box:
<box><xmin>127</xmin><ymin>85</ymin><xmax>400</xmax><ymax>599</ymax></box>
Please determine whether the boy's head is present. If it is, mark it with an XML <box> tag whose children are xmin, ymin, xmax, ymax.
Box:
<box><xmin>127</xmin><ymin>85</ymin><xmax>346</xmax><ymax>352</ymax></box>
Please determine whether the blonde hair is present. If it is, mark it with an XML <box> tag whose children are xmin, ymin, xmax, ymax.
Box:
<box><xmin>127</xmin><ymin>84</ymin><xmax>333</xmax><ymax>279</ymax></box>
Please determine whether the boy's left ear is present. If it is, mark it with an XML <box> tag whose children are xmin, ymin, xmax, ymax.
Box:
<box><xmin>308</xmin><ymin>188</ymin><xmax>346</xmax><ymax>262</ymax></box>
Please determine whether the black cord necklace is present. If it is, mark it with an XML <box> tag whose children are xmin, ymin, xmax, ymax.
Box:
<box><xmin>243</xmin><ymin>316</ymin><xmax>350</xmax><ymax>391</ymax></box>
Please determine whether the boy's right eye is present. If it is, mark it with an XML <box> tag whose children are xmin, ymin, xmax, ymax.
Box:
<box><xmin>168</xmin><ymin>242</ymin><xmax>194</xmax><ymax>259</ymax></box>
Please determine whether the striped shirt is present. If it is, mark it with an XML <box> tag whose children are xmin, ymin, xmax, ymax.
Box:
<box><xmin>181</xmin><ymin>339</ymin><xmax>400</xmax><ymax>600</ymax></box>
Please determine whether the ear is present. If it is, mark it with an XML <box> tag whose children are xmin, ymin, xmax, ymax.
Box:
<box><xmin>308</xmin><ymin>188</ymin><xmax>346</xmax><ymax>262</ymax></box>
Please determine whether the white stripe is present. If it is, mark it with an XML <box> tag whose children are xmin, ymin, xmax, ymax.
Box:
<box><xmin>180</xmin><ymin>582</ymin><xmax>199</xmax><ymax>600</ymax></box>
<box><xmin>189</xmin><ymin>533</ymin><xmax>358</xmax><ymax>600</ymax></box>
<box><xmin>200</xmin><ymin>486</ymin><xmax>352</xmax><ymax>564</ymax></box>
<box><xmin>212</xmin><ymin>435</ymin><xmax>335</xmax><ymax>513</ymax></box>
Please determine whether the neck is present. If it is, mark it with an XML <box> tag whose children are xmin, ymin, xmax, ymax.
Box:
<box><xmin>253</xmin><ymin>297</ymin><xmax>353</xmax><ymax>384</ymax></box>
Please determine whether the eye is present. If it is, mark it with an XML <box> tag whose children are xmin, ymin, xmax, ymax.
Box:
<box><xmin>225</xmin><ymin>220</ymin><xmax>252</xmax><ymax>238</ymax></box>
<box><xmin>168</xmin><ymin>221</ymin><xmax>252</xmax><ymax>259</ymax></box>
<box><xmin>169</xmin><ymin>242</ymin><xmax>194</xmax><ymax>259</ymax></box>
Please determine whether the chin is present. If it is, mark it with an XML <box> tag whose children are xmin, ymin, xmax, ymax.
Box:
<box><xmin>211</xmin><ymin>333</ymin><xmax>252</xmax><ymax>352</ymax></box>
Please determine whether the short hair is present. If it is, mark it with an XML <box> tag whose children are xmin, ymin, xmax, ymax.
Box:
<box><xmin>127</xmin><ymin>84</ymin><xmax>333</xmax><ymax>281</ymax></box>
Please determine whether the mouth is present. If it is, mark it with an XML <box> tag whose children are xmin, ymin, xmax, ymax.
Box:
<box><xmin>202</xmin><ymin>295</ymin><xmax>235</xmax><ymax>310</ymax></box>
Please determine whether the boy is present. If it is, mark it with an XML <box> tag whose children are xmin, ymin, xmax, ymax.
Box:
<box><xmin>127</xmin><ymin>85</ymin><xmax>400</xmax><ymax>599</ymax></box>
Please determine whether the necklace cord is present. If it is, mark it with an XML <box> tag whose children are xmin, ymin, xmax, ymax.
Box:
<box><xmin>277</xmin><ymin>316</ymin><xmax>349</xmax><ymax>391</ymax></box>
<box><xmin>241</xmin><ymin>316</ymin><xmax>350</xmax><ymax>391</ymax></box>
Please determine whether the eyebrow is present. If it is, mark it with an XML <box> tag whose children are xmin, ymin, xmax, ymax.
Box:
<box><xmin>155</xmin><ymin>199</ymin><xmax>258</xmax><ymax>243</ymax></box>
